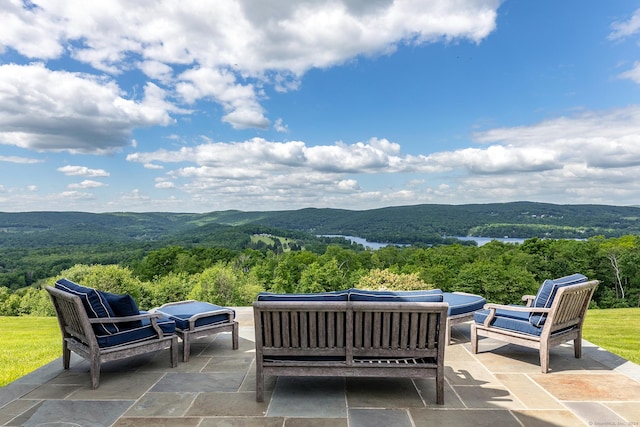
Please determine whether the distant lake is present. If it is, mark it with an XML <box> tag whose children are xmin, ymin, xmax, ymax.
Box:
<box><xmin>321</xmin><ymin>235</ymin><xmax>526</xmax><ymax>249</ymax></box>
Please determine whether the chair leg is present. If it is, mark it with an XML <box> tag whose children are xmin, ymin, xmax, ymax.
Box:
<box><xmin>540</xmin><ymin>342</ymin><xmax>549</xmax><ymax>373</ymax></box>
<box><xmin>574</xmin><ymin>336</ymin><xmax>582</xmax><ymax>359</ymax></box>
<box><xmin>90</xmin><ymin>353</ymin><xmax>100</xmax><ymax>389</ymax></box>
<box><xmin>470</xmin><ymin>324</ymin><xmax>478</xmax><ymax>354</ymax></box>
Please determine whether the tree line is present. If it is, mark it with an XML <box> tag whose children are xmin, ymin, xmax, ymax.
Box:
<box><xmin>1</xmin><ymin>235</ymin><xmax>639</xmax><ymax>316</ymax></box>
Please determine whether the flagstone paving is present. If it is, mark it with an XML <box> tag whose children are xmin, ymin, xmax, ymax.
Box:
<box><xmin>1</xmin><ymin>306</ymin><xmax>639</xmax><ymax>426</ymax></box>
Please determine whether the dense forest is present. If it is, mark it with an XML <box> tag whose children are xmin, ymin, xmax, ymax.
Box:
<box><xmin>1</xmin><ymin>202</ymin><xmax>640</xmax><ymax>315</ymax></box>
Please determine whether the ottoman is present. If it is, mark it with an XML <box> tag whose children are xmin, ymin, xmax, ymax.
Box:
<box><xmin>152</xmin><ymin>300</ymin><xmax>239</xmax><ymax>362</ymax></box>
<box><xmin>443</xmin><ymin>292</ymin><xmax>487</xmax><ymax>345</ymax></box>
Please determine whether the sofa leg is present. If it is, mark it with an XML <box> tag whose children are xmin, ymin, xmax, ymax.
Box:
<box><xmin>62</xmin><ymin>340</ymin><xmax>71</xmax><ymax>370</ymax></box>
<box><xmin>256</xmin><ymin>365</ymin><xmax>264</xmax><ymax>402</ymax></box>
<box><xmin>436</xmin><ymin>374</ymin><xmax>445</xmax><ymax>405</ymax></box>
<box><xmin>232</xmin><ymin>322</ymin><xmax>239</xmax><ymax>350</ymax></box>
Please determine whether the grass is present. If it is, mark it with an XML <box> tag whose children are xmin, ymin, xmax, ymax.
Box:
<box><xmin>583</xmin><ymin>307</ymin><xmax>640</xmax><ymax>365</ymax></box>
<box><xmin>0</xmin><ymin>316</ymin><xmax>61</xmax><ymax>387</ymax></box>
<box><xmin>0</xmin><ymin>308</ymin><xmax>638</xmax><ymax>387</ymax></box>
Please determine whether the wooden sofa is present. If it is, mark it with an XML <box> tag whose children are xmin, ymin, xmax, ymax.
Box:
<box><xmin>253</xmin><ymin>299</ymin><xmax>448</xmax><ymax>404</ymax></box>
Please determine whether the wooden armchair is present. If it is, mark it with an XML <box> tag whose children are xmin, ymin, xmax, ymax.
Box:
<box><xmin>47</xmin><ymin>284</ymin><xmax>178</xmax><ymax>388</ymax></box>
<box><xmin>470</xmin><ymin>279</ymin><xmax>598</xmax><ymax>373</ymax></box>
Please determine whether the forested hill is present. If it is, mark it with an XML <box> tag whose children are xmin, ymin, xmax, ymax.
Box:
<box><xmin>2</xmin><ymin>201</ymin><xmax>640</xmax><ymax>249</ymax></box>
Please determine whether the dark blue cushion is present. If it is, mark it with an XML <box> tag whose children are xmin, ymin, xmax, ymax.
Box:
<box><xmin>530</xmin><ymin>274</ymin><xmax>587</xmax><ymax>327</ymax></box>
<box><xmin>257</xmin><ymin>290</ymin><xmax>350</xmax><ymax>302</ymax></box>
<box><xmin>95</xmin><ymin>312</ymin><xmax>176</xmax><ymax>348</ymax></box>
<box><xmin>55</xmin><ymin>278</ymin><xmax>118</xmax><ymax>335</ymax></box>
<box><xmin>474</xmin><ymin>308</ymin><xmax>543</xmax><ymax>336</ymax></box>
<box><xmin>100</xmin><ymin>291</ymin><xmax>142</xmax><ymax>329</ymax></box>
<box><xmin>154</xmin><ymin>301</ymin><xmax>235</xmax><ymax>330</ymax></box>
<box><xmin>348</xmin><ymin>288</ymin><xmax>443</xmax><ymax>302</ymax></box>
<box><xmin>443</xmin><ymin>293</ymin><xmax>486</xmax><ymax>316</ymax></box>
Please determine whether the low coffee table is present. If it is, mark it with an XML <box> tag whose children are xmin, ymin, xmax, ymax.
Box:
<box><xmin>442</xmin><ymin>292</ymin><xmax>486</xmax><ymax>345</ymax></box>
<box><xmin>152</xmin><ymin>300</ymin><xmax>239</xmax><ymax>362</ymax></box>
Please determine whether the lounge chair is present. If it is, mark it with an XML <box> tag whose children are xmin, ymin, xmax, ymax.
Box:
<box><xmin>470</xmin><ymin>274</ymin><xmax>598</xmax><ymax>373</ymax></box>
<box><xmin>47</xmin><ymin>279</ymin><xmax>178</xmax><ymax>388</ymax></box>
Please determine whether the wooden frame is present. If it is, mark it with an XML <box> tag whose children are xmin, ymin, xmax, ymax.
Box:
<box><xmin>46</xmin><ymin>286</ymin><xmax>178</xmax><ymax>389</ymax></box>
<box><xmin>470</xmin><ymin>280</ymin><xmax>598</xmax><ymax>373</ymax></box>
<box><xmin>253</xmin><ymin>300</ymin><xmax>448</xmax><ymax>404</ymax></box>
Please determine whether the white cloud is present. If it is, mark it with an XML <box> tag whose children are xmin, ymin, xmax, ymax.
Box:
<box><xmin>58</xmin><ymin>165</ymin><xmax>110</xmax><ymax>177</ymax></box>
<box><xmin>0</xmin><ymin>0</ymin><xmax>501</xmax><ymax>133</ymax></box>
<box><xmin>0</xmin><ymin>63</ymin><xmax>177</xmax><ymax>153</ymax></box>
<box><xmin>68</xmin><ymin>180</ymin><xmax>107</xmax><ymax>189</ymax></box>
<box><xmin>609</xmin><ymin>8</ymin><xmax>640</xmax><ymax>40</ymax></box>
<box><xmin>0</xmin><ymin>155</ymin><xmax>42</xmax><ymax>164</ymax></box>
<box><xmin>123</xmin><ymin>105</ymin><xmax>640</xmax><ymax>210</ymax></box>
<box><xmin>618</xmin><ymin>61</ymin><xmax>640</xmax><ymax>84</ymax></box>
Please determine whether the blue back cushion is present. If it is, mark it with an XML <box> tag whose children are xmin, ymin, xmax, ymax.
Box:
<box><xmin>55</xmin><ymin>278</ymin><xmax>118</xmax><ymax>335</ymax></box>
<box><xmin>100</xmin><ymin>291</ymin><xmax>142</xmax><ymax>329</ymax></box>
<box><xmin>348</xmin><ymin>288</ymin><xmax>443</xmax><ymax>302</ymax></box>
<box><xmin>256</xmin><ymin>290</ymin><xmax>350</xmax><ymax>302</ymax></box>
<box><xmin>530</xmin><ymin>273</ymin><xmax>587</xmax><ymax>327</ymax></box>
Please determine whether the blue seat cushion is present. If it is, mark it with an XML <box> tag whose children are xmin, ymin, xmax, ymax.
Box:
<box><xmin>100</xmin><ymin>291</ymin><xmax>142</xmax><ymax>329</ymax></box>
<box><xmin>154</xmin><ymin>301</ymin><xmax>235</xmax><ymax>330</ymax></box>
<box><xmin>257</xmin><ymin>290</ymin><xmax>350</xmax><ymax>302</ymax></box>
<box><xmin>55</xmin><ymin>278</ymin><xmax>118</xmax><ymax>335</ymax></box>
<box><xmin>474</xmin><ymin>308</ymin><xmax>543</xmax><ymax>336</ymax></box>
<box><xmin>443</xmin><ymin>293</ymin><xmax>486</xmax><ymax>316</ymax></box>
<box><xmin>530</xmin><ymin>273</ymin><xmax>587</xmax><ymax>327</ymax></box>
<box><xmin>348</xmin><ymin>288</ymin><xmax>443</xmax><ymax>302</ymax></box>
<box><xmin>95</xmin><ymin>312</ymin><xmax>176</xmax><ymax>348</ymax></box>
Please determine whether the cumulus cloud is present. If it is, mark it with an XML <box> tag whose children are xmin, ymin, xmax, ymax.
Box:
<box><xmin>68</xmin><ymin>180</ymin><xmax>107</xmax><ymax>189</ymax></box>
<box><xmin>123</xmin><ymin>105</ymin><xmax>640</xmax><ymax>209</ymax></box>
<box><xmin>57</xmin><ymin>165</ymin><xmax>110</xmax><ymax>177</ymax></box>
<box><xmin>0</xmin><ymin>63</ymin><xmax>177</xmax><ymax>153</ymax></box>
<box><xmin>0</xmin><ymin>0</ymin><xmax>501</xmax><ymax>137</ymax></box>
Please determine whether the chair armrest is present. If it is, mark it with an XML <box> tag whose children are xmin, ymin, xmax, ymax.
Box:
<box><xmin>481</xmin><ymin>303</ymin><xmax>550</xmax><ymax>327</ymax></box>
<box><xmin>89</xmin><ymin>312</ymin><xmax>165</xmax><ymax>337</ymax></box>
<box><xmin>521</xmin><ymin>295</ymin><xmax>535</xmax><ymax>307</ymax></box>
<box><xmin>88</xmin><ymin>312</ymin><xmax>163</xmax><ymax>324</ymax></box>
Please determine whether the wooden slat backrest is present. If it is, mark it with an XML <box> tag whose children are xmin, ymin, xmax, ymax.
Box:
<box><xmin>350</xmin><ymin>302</ymin><xmax>448</xmax><ymax>351</ymax></box>
<box><xmin>547</xmin><ymin>280</ymin><xmax>598</xmax><ymax>334</ymax></box>
<box><xmin>254</xmin><ymin>302</ymin><xmax>349</xmax><ymax>351</ymax></box>
<box><xmin>46</xmin><ymin>286</ymin><xmax>97</xmax><ymax>347</ymax></box>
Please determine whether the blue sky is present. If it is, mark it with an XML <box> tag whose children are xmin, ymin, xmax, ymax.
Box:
<box><xmin>1</xmin><ymin>0</ymin><xmax>640</xmax><ymax>212</ymax></box>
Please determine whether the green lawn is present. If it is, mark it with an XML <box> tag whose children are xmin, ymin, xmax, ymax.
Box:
<box><xmin>583</xmin><ymin>307</ymin><xmax>640</xmax><ymax>365</ymax></box>
<box><xmin>0</xmin><ymin>316</ymin><xmax>61</xmax><ymax>387</ymax></box>
<box><xmin>1</xmin><ymin>308</ymin><xmax>638</xmax><ymax>387</ymax></box>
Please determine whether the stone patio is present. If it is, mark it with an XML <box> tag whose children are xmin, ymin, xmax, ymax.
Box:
<box><xmin>1</xmin><ymin>307</ymin><xmax>639</xmax><ymax>426</ymax></box>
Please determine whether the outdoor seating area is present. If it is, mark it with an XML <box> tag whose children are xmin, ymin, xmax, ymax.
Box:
<box><xmin>1</xmin><ymin>276</ymin><xmax>638</xmax><ymax>425</ymax></box>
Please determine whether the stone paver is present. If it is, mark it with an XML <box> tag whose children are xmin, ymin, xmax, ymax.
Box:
<box><xmin>1</xmin><ymin>309</ymin><xmax>639</xmax><ymax>426</ymax></box>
